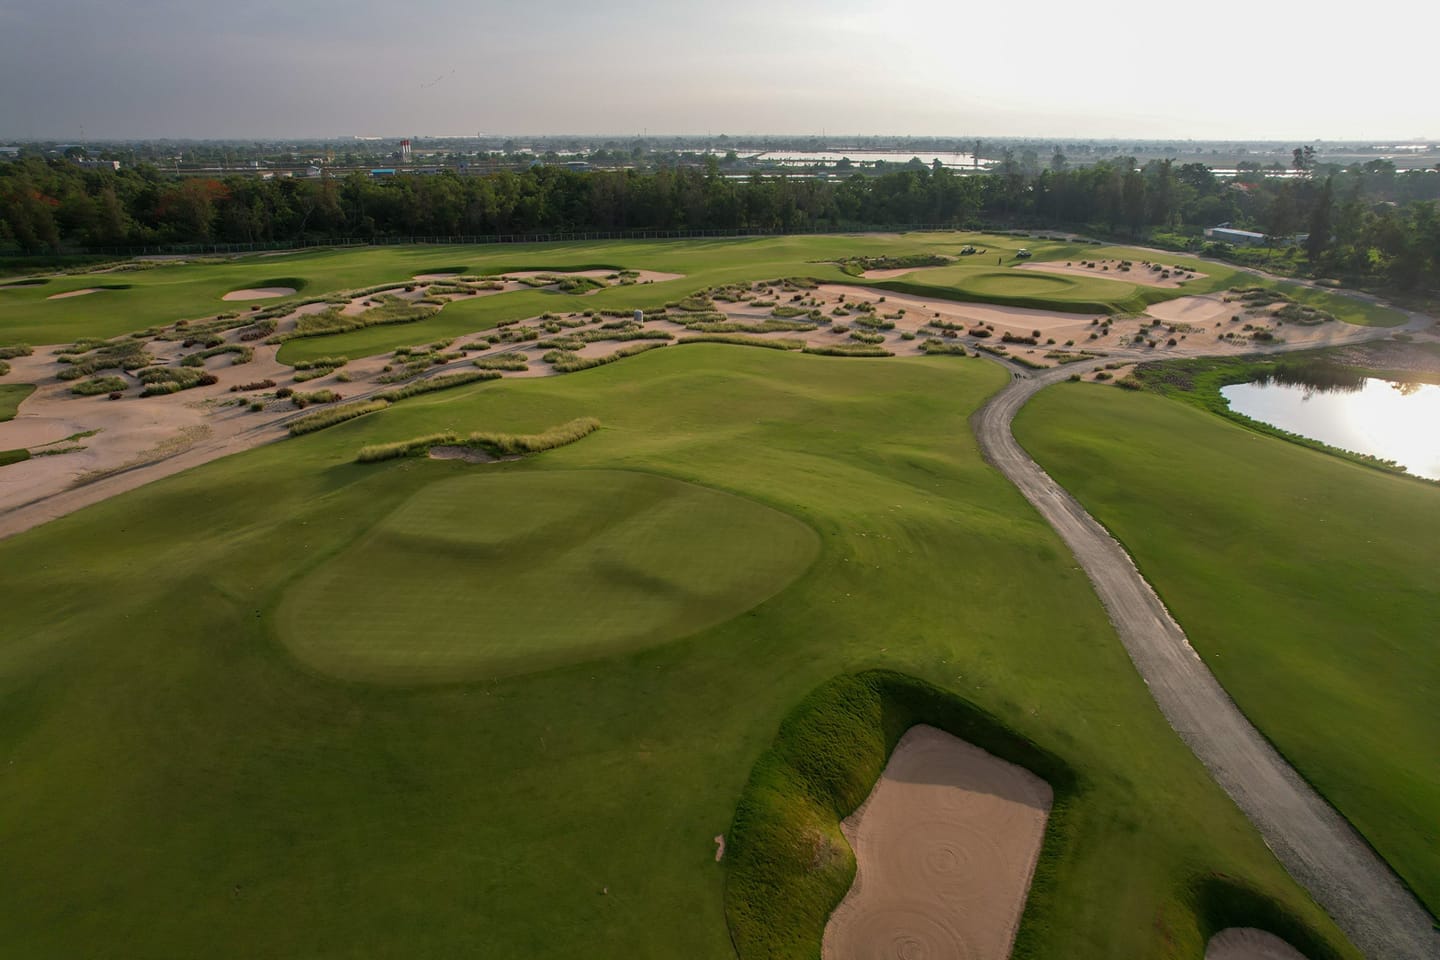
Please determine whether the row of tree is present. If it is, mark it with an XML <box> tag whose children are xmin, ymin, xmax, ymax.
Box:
<box><xmin>2</xmin><ymin>155</ymin><xmax>1437</xmax><ymax>291</ymax></box>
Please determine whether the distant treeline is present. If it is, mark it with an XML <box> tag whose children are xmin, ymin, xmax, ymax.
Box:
<box><xmin>2</xmin><ymin>155</ymin><xmax>1437</xmax><ymax>291</ymax></box>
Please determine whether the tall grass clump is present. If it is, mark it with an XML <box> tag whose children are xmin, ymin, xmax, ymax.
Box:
<box><xmin>288</xmin><ymin>399</ymin><xmax>390</xmax><ymax>436</ymax></box>
<box><xmin>0</xmin><ymin>344</ymin><xmax>33</xmax><ymax>359</ymax></box>
<box><xmin>801</xmin><ymin>344</ymin><xmax>893</xmax><ymax>358</ymax></box>
<box><xmin>676</xmin><ymin>335</ymin><xmax>805</xmax><ymax>351</ymax></box>
<box><xmin>71</xmin><ymin>376</ymin><xmax>129</xmax><ymax>396</ymax></box>
<box><xmin>545</xmin><ymin>341</ymin><xmax>666</xmax><ymax>373</ymax></box>
<box><xmin>375</xmin><ymin>370</ymin><xmax>500</xmax><ymax>402</ymax></box>
<box><xmin>473</xmin><ymin>353</ymin><xmax>530</xmax><ymax>371</ymax></box>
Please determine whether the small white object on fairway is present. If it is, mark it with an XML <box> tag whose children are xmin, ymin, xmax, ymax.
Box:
<box><xmin>221</xmin><ymin>287</ymin><xmax>297</xmax><ymax>301</ymax></box>
<box><xmin>822</xmin><ymin>725</ymin><xmax>1052</xmax><ymax>960</ymax></box>
<box><xmin>1205</xmin><ymin>928</ymin><xmax>1310</xmax><ymax>960</ymax></box>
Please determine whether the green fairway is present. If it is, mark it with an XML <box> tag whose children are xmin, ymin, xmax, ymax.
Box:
<box><xmin>0</xmin><ymin>382</ymin><xmax>34</xmax><ymax>421</ymax></box>
<box><xmin>277</xmin><ymin>469</ymin><xmax>818</xmax><ymax>683</ymax></box>
<box><xmin>1014</xmin><ymin>382</ymin><xmax>1440</xmax><ymax>915</ymax></box>
<box><xmin>0</xmin><ymin>345</ymin><xmax>1355</xmax><ymax>959</ymax></box>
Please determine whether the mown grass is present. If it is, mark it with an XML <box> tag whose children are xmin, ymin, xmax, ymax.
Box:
<box><xmin>0</xmin><ymin>382</ymin><xmax>35</xmax><ymax>420</ymax></box>
<box><xmin>0</xmin><ymin>345</ymin><xmax>1359</xmax><ymax>959</ymax></box>
<box><xmin>1015</xmin><ymin>382</ymin><xmax>1440</xmax><ymax>915</ymax></box>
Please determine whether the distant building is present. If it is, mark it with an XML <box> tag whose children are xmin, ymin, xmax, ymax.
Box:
<box><xmin>1204</xmin><ymin>225</ymin><xmax>1267</xmax><ymax>247</ymax></box>
<box><xmin>72</xmin><ymin>157</ymin><xmax>121</xmax><ymax>171</ymax></box>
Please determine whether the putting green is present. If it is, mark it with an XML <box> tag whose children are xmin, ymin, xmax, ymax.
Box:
<box><xmin>276</xmin><ymin>468</ymin><xmax>819</xmax><ymax>683</ymax></box>
<box><xmin>966</xmin><ymin>270</ymin><xmax>1089</xmax><ymax>296</ymax></box>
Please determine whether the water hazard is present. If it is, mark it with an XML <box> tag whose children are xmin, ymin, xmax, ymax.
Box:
<box><xmin>1221</xmin><ymin>366</ymin><xmax>1440</xmax><ymax>480</ymax></box>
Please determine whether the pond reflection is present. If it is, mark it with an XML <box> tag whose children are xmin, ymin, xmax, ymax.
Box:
<box><xmin>1221</xmin><ymin>372</ymin><xmax>1439</xmax><ymax>481</ymax></box>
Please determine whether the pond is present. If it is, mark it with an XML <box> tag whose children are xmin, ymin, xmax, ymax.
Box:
<box><xmin>1221</xmin><ymin>372</ymin><xmax>1440</xmax><ymax>481</ymax></box>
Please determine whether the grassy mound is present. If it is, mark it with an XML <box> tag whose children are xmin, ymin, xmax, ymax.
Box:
<box><xmin>274</xmin><ymin>469</ymin><xmax>819</xmax><ymax>683</ymax></box>
<box><xmin>725</xmin><ymin>670</ymin><xmax>1076</xmax><ymax>960</ymax></box>
<box><xmin>227</xmin><ymin>276</ymin><xmax>306</xmax><ymax>296</ymax></box>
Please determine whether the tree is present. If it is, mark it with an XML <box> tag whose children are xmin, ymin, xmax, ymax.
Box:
<box><xmin>1306</xmin><ymin>176</ymin><xmax>1334</xmax><ymax>264</ymax></box>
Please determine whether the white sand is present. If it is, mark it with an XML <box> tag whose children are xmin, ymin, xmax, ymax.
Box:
<box><xmin>46</xmin><ymin>288</ymin><xmax>101</xmax><ymax>300</ymax></box>
<box><xmin>1206</xmin><ymin>928</ymin><xmax>1310</xmax><ymax>960</ymax></box>
<box><xmin>822</xmin><ymin>725</ymin><xmax>1052</xmax><ymax>960</ymax></box>
<box><xmin>414</xmin><ymin>273</ymin><xmax>462</xmax><ymax>281</ymax></box>
<box><xmin>222</xmin><ymin>287</ymin><xmax>297</xmax><ymax>301</ymax></box>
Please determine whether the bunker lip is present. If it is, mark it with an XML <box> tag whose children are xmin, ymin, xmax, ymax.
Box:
<box><xmin>1205</xmin><ymin>927</ymin><xmax>1310</xmax><ymax>960</ymax></box>
<box><xmin>222</xmin><ymin>287</ymin><xmax>297</xmax><ymax>301</ymax></box>
<box><xmin>822</xmin><ymin>724</ymin><xmax>1052</xmax><ymax>960</ymax></box>
<box><xmin>47</xmin><ymin>288</ymin><xmax>102</xmax><ymax>300</ymax></box>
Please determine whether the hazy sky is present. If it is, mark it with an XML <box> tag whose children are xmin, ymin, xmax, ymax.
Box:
<box><xmin>0</xmin><ymin>0</ymin><xmax>1432</xmax><ymax>141</ymax></box>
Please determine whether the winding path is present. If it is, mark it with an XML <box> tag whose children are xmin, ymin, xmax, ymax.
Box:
<box><xmin>971</xmin><ymin>358</ymin><xmax>1440</xmax><ymax>960</ymax></box>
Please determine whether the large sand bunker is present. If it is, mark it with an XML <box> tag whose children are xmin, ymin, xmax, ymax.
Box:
<box><xmin>46</xmin><ymin>288</ymin><xmax>101</xmax><ymax>300</ymax></box>
<box><xmin>822</xmin><ymin>725</ymin><xmax>1052</xmax><ymax>960</ymax></box>
<box><xmin>1146</xmin><ymin>294</ymin><xmax>1235</xmax><ymax>326</ymax></box>
<box><xmin>1017</xmin><ymin>259</ymin><xmax>1204</xmax><ymax>288</ymax></box>
<box><xmin>1206</xmin><ymin>928</ymin><xmax>1310</xmax><ymax>960</ymax></box>
<box><xmin>222</xmin><ymin>287</ymin><xmax>296</xmax><ymax>301</ymax></box>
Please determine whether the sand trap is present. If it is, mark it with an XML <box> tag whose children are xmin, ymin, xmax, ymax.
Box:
<box><xmin>426</xmin><ymin>445</ymin><xmax>521</xmax><ymax>463</ymax></box>
<box><xmin>822</xmin><ymin>725</ymin><xmax>1052</xmax><ymax>960</ymax></box>
<box><xmin>1146</xmin><ymin>294</ymin><xmax>1235</xmax><ymax>326</ymax></box>
<box><xmin>222</xmin><ymin>287</ymin><xmax>296</xmax><ymax>301</ymax></box>
<box><xmin>46</xmin><ymin>288</ymin><xmax>101</xmax><ymax>300</ymax></box>
<box><xmin>414</xmin><ymin>273</ymin><xmax>462</xmax><ymax>281</ymax></box>
<box><xmin>1206</xmin><ymin>928</ymin><xmax>1310</xmax><ymax>960</ymax></box>
<box><xmin>1018</xmin><ymin>259</ymin><xmax>1204</xmax><ymax>288</ymax></box>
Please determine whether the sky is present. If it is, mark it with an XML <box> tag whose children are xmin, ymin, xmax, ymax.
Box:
<box><xmin>0</xmin><ymin>0</ymin><xmax>1432</xmax><ymax>141</ymax></box>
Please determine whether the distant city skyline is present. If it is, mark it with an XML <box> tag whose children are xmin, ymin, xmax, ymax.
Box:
<box><xmin>0</xmin><ymin>0</ymin><xmax>1431</xmax><ymax>142</ymax></box>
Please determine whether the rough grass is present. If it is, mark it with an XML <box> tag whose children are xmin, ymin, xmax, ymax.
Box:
<box><xmin>287</xmin><ymin>399</ymin><xmax>390</xmax><ymax>436</ymax></box>
<box><xmin>546</xmin><ymin>340</ymin><xmax>667</xmax><ymax>373</ymax></box>
<box><xmin>374</xmin><ymin>370</ymin><xmax>500</xmax><ymax>402</ymax></box>
<box><xmin>71</xmin><ymin>376</ymin><xmax>128</xmax><ymax>396</ymax></box>
<box><xmin>1015</xmin><ymin>382</ymin><xmax>1440</xmax><ymax>915</ymax></box>
<box><xmin>676</xmin><ymin>335</ymin><xmax>805</xmax><ymax>351</ymax></box>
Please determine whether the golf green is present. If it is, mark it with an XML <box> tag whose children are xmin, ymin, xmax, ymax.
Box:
<box><xmin>276</xmin><ymin>469</ymin><xmax>818</xmax><ymax>683</ymax></box>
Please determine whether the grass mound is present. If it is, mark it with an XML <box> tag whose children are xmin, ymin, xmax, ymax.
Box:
<box><xmin>724</xmin><ymin>670</ymin><xmax>1076</xmax><ymax>960</ymax></box>
<box><xmin>274</xmin><ymin>469</ymin><xmax>818</xmax><ymax>683</ymax></box>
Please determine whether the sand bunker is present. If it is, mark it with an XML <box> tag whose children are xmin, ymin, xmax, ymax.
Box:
<box><xmin>222</xmin><ymin>287</ymin><xmax>296</xmax><ymax>301</ymax></box>
<box><xmin>1206</xmin><ymin>928</ymin><xmax>1310</xmax><ymax>960</ymax></box>
<box><xmin>426</xmin><ymin>445</ymin><xmax>522</xmax><ymax>463</ymax></box>
<box><xmin>1146</xmin><ymin>294</ymin><xmax>1235</xmax><ymax>326</ymax></box>
<box><xmin>414</xmin><ymin>272</ymin><xmax>462</xmax><ymax>282</ymax></box>
<box><xmin>47</xmin><ymin>288</ymin><xmax>101</xmax><ymax>300</ymax></box>
<box><xmin>822</xmin><ymin>725</ymin><xmax>1052</xmax><ymax>960</ymax></box>
<box><xmin>1017</xmin><ymin>259</ymin><xmax>1204</xmax><ymax>288</ymax></box>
